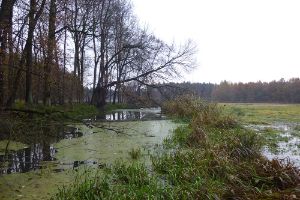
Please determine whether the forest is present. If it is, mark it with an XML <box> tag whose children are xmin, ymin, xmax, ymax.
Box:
<box><xmin>0</xmin><ymin>0</ymin><xmax>195</xmax><ymax>109</ymax></box>
<box><xmin>149</xmin><ymin>78</ymin><xmax>300</xmax><ymax>104</ymax></box>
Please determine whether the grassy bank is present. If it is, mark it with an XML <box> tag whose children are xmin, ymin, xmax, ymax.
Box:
<box><xmin>223</xmin><ymin>103</ymin><xmax>300</xmax><ymax>124</ymax></box>
<box><xmin>104</xmin><ymin>103</ymin><xmax>137</xmax><ymax>112</ymax></box>
<box><xmin>52</xmin><ymin>96</ymin><xmax>300</xmax><ymax>199</ymax></box>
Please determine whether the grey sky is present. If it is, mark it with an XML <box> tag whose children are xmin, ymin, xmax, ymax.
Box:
<box><xmin>132</xmin><ymin>0</ymin><xmax>300</xmax><ymax>83</ymax></box>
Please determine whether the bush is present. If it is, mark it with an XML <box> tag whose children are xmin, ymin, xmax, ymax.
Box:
<box><xmin>163</xmin><ymin>95</ymin><xmax>238</xmax><ymax>129</ymax></box>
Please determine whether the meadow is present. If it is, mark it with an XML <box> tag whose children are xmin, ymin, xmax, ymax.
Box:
<box><xmin>223</xmin><ymin>103</ymin><xmax>300</xmax><ymax>124</ymax></box>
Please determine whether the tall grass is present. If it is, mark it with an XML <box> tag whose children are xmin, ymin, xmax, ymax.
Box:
<box><xmin>128</xmin><ymin>148</ymin><xmax>142</xmax><ymax>160</ymax></box>
<box><xmin>163</xmin><ymin>95</ymin><xmax>238</xmax><ymax>129</ymax></box>
<box><xmin>53</xmin><ymin>95</ymin><xmax>300</xmax><ymax>199</ymax></box>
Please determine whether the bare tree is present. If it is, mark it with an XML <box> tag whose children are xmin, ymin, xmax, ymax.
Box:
<box><xmin>7</xmin><ymin>0</ymin><xmax>46</xmax><ymax>107</ymax></box>
<box><xmin>43</xmin><ymin>0</ymin><xmax>57</xmax><ymax>105</ymax></box>
<box><xmin>1</xmin><ymin>0</ymin><xmax>196</xmax><ymax>108</ymax></box>
<box><xmin>0</xmin><ymin>0</ymin><xmax>16</xmax><ymax>109</ymax></box>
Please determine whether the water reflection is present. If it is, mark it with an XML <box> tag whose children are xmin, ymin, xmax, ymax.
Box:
<box><xmin>0</xmin><ymin>144</ymin><xmax>56</xmax><ymax>174</ymax></box>
<box><xmin>0</xmin><ymin>108</ymin><xmax>165</xmax><ymax>174</ymax></box>
<box><xmin>0</xmin><ymin>126</ymin><xmax>85</xmax><ymax>174</ymax></box>
<box><xmin>102</xmin><ymin>108</ymin><xmax>164</xmax><ymax>121</ymax></box>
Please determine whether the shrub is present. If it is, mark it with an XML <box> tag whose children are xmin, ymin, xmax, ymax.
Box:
<box><xmin>163</xmin><ymin>95</ymin><xmax>238</xmax><ymax>129</ymax></box>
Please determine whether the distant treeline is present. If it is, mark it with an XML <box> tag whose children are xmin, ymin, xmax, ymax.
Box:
<box><xmin>150</xmin><ymin>78</ymin><xmax>300</xmax><ymax>104</ymax></box>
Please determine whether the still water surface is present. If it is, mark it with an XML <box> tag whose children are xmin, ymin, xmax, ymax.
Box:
<box><xmin>0</xmin><ymin>108</ymin><xmax>177</xmax><ymax>200</ymax></box>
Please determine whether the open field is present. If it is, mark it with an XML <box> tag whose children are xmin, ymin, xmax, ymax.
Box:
<box><xmin>223</xmin><ymin>103</ymin><xmax>300</xmax><ymax>124</ymax></box>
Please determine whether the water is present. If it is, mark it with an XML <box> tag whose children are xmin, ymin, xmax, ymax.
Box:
<box><xmin>248</xmin><ymin>122</ymin><xmax>300</xmax><ymax>167</ymax></box>
<box><xmin>0</xmin><ymin>144</ymin><xmax>56</xmax><ymax>174</ymax></box>
<box><xmin>0</xmin><ymin>108</ymin><xmax>166</xmax><ymax>175</ymax></box>
<box><xmin>0</xmin><ymin>108</ymin><xmax>178</xmax><ymax>200</ymax></box>
<box><xmin>0</xmin><ymin>126</ymin><xmax>85</xmax><ymax>174</ymax></box>
<box><xmin>100</xmin><ymin>107</ymin><xmax>165</xmax><ymax>121</ymax></box>
<box><xmin>2</xmin><ymin>108</ymin><xmax>299</xmax><ymax>199</ymax></box>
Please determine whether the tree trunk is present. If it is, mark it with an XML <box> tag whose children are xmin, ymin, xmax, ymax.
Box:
<box><xmin>25</xmin><ymin>0</ymin><xmax>36</xmax><ymax>105</ymax></box>
<box><xmin>79</xmin><ymin>38</ymin><xmax>85</xmax><ymax>103</ymax></box>
<box><xmin>91</xmin><ymin>84</ymin><xmax>107</xmax><ymax>108</ymax></box>
<box><xmin>62</xmin><ymin>25</ymin><xmax>67</xmax><ymax>105</ymax></box>
<box><xmin>7</xmin><ymin>15</ymin><xmax>14</xmax><ymax>94</ymax></box>
<box><xmin>0</xmin><ymin>0</ymin><xmax>16</xmax><ymax>109</ymax></box>
<box><xmin>6</xmin><ymin>0</ymin><xmax>46</xmax><ymax>107</ymax></box>
<box><xmin>113</xmin><ymin>86</ymin><xmax>117</xmax><ymax>104</ymax></box>
<box><xmin>44</xmin><ymin>0</ymin><xmax>57</xmax><ymax>106</ymax></box>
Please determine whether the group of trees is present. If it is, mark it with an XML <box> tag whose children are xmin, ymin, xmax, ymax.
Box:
<box><xmin>148</xmin><ymin>78</ymin><xmax>300</xmax><ymax>104</ymax></box>
<box><xmin>2</xmin><ymin>0</ymin><xmax>297</xmax><ymax>109</ymax></box>
<box><xmin>212</xmin><ymin>78</ymin><xmax>300</xmax><ymax>103</ymax></box>
<box><xmin>0</xmin><ymin>0</ymin><xmax>195</xmax><ymax>109</ymax></box>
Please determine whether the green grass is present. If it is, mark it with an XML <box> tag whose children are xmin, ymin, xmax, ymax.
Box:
<box><xmin>294</xmin><ymin>125</ymin><xmax>300</xmax><ymax>131</ymax></box>
<box><xmin>258</xmin><ymin>127</ymin><xmax>290</xmax><ymax>153</ymax></box>
<box><xmin>54</xmin><ymin>126</ymin><xmax>300</xmax><ymax>199</ymax></box>
<box><xmin>9</xmin><ymin>101</ymin><xmax>100</xmax><ymax>121</ymax></box>
<box><xmin>104</xmin><ymin>103</ymin><xmax>133</xmax><ymax>112</ymax></box>
<box><xmin>224</xmin><ymin>103</ymin><xmax>300</xmax><ymax>153</ymax></box>
<box><xmin>53</xmin><ymin>98</ymin><xmax>300</xmax><ymax>199</ymax></box>
<box><xmin>52</xmin><ymin>163</ymin><xmax>167</xmax><ymax>200</ymax></box>
<box><xmin>223</xmin><ymin>103</ymin><xmax>300</xmax><ymax>124</ymax></box>
<box><xmin>128</xmin><ymin>148</ymin><xmax>142</xmax><ymax>160</ymax></box>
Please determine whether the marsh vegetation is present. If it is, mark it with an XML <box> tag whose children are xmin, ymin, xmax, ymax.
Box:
<box><xmin>1</xmin><ymin>99</ymin><xmax>300</xmax><ymax>199</ymax></box>
<box><xmin>50</xmin><ymin>98</ymin><xmax>300</xmax><ymax>199</ymax></box>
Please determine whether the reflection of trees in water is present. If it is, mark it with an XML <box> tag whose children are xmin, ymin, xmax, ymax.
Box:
<box><xmin>106</xmin><ymin>111</ymin><xmax>140</xmax><ymax>121</ymax></box>
<box><xmin>0</xmin><ymin>119</ymin><xmax>66</xmax><ymax>144</ymax></box>
<box><xmin>0</xmin><ymin>123</ymin><xmax>85</xmax><ymax>174</ymax></box>
<box><xmin>105</xmin><ymin>111</ymin><xmax>159</xmax><ymax>121</ymax></box>
<box><xmin>0</xmin><ymin>143</ymin><xmax>56</xmax><ymax>174</ymax></box>
<box><xmin>0</xmin><ymin>109</ymin><xmax>163</xmax><ymax>174</ymax></box>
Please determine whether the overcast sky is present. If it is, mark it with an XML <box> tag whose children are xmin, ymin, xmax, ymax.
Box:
<box><xmin>132</xmin><ymin>0</ymin><xmax>300</xmax><ymax>83</ymax></box>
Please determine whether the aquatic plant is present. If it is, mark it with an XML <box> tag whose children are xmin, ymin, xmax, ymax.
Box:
<box><xmin>53</xmin><ymin>98</ymin><xmax>300</xmax><ymax>199</ymax></box>
<box><xmin>128</xmin><ymin>148</ymin><xmax>142</xmax><ymax>160</ymax></box>
<box><xmin>294</xmin><ymin>125</ymin><xmax>300</xmax><ymax>131</ymax></box>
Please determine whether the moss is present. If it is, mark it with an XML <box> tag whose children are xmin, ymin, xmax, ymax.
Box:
<box><xmin>0</xmin><ymin>167</ymin><xmax>74</xmax><ymax>200</ymax></box>
<box><xmin>10</xmin><ymin>103</ymin><xmax>99</xmax><ymax>121</ymax></box>
<box><xmin>54</xmin><ymin>120</ymin><xmax>178</xmax><ymax>164</ymax></box>
<box><xmin>103</xmin><ymin>103</ymin><xmax>132</xmax><ymax>112</ymax></box>
<box><xmin>0</xmin><ymin>140</ymin><xmax>28</xmax><ymax>155</ymax></box>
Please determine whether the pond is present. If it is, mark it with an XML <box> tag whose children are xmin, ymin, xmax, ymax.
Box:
<box><xmin>0</xmin><ymin>108</ymin><xmax>178</xmax><ymax>200</ymax></box>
